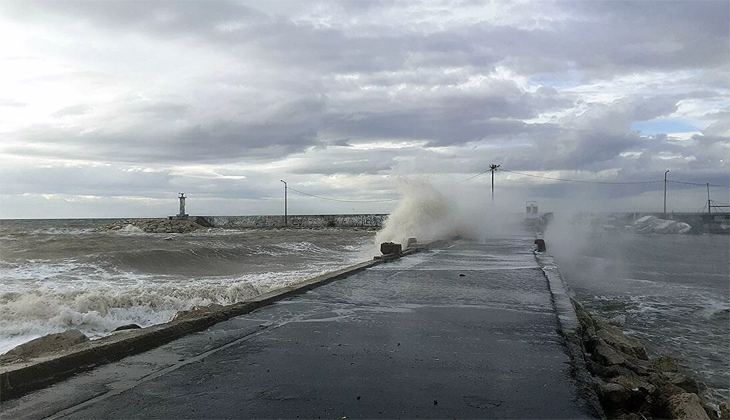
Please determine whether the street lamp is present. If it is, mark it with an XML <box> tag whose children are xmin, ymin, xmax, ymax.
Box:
<box><xmin>280</xmin><ymin>180</ymin><xmax>288</xmax><ymax>227</ymax></box>
<box><xmin>663</xmin><ymin>170</ymin><xmax>669</xmax><ymax>217</ymax></box>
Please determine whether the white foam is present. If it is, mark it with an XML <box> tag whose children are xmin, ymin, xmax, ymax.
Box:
<box><xmin>0</xmin><ymin>264</ymin><xmax>360</xmax><ymax>355</ymax></box>
<box><xmin>274</xmin><ymin>241</ymin><xmax>327</xmax><ymax>253</ymax></box>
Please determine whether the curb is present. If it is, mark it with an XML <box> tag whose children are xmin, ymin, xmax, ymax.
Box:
<box><xmin>534</xmin><ymin>251</ymin><xmax>579</xmax><ymax>334</ymax></box>
<box><xmin>533</xmin><ymin>248</ymin><xmax>605</xmax><ymax>419</ymax></box>
<box><xmin>0</xmin><ymin>242</ymin><xmax>440</xmax><ymax>401</ymax></box>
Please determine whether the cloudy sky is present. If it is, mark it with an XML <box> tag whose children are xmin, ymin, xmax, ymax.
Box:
<box><xmin>0</xmin><ymin>0</ymin><xmax>728</xmax><ymax>218</ymax></box>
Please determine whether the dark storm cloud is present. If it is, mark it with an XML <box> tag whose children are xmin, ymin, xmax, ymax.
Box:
<box><xmin>322</xmin><ymin>80</ymin><xmax>571</xmax><ymax>146</ymax></box>
<box><xmin>558</xmin><ymin>1</ymin><xmax>729</xmax><ymax>72</ymax></box>
<box><xmin>9</xmin><ymin>118</ymin><xmax>319</xmax><ymax>163</ymax></box>
<box><xmin>10</xmin><ymin>0</ymin><xmax>725</xmax><ymax>79</ymax></box>
<box><xmin>5</xmin><ymin>93</ymin><xmax>326</xmax><ymax>163</ymax></box>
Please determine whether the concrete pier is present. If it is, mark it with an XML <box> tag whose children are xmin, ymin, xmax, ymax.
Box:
<box><xmin>0</xmin><ymin>231</ymin><xmax>597</xmax><ymax>419</ymax></box>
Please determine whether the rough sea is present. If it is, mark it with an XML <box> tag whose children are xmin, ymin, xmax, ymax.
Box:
<box><xmin>546</xmin><ymin>226</ymin><xmax>730</xmax><ymax>407</ymax></box>
<box><xmin>1</xmin><ymin>216</ymin><xmax>728</xmax><ymax>408</ymax></box>
<box><xmin>0</xmin><ymin>219</ymin><xmax>376</xmax><ymax>355</ymax></box>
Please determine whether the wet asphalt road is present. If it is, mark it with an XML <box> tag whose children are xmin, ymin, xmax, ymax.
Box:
<box><xmin>2</xmin><ymin>235</ymin><xmax>595</xmax><ymax>419</ymax></box>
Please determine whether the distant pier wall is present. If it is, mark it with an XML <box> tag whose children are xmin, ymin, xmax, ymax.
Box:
<box><xmin>191</xmin><ymin>214</ymin><xmax>388</xmax><ymax>229</ymax></box>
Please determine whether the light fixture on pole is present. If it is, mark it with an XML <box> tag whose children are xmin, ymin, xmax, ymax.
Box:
<box><xmin>280</xmin><ymin>179</ymin><xmax>288</xmax><ymax>227</ymax></box>
<box><xmin>663</xmin><ymin>170</ymin><xmax>669</xmax><ymax>217</ymax></box>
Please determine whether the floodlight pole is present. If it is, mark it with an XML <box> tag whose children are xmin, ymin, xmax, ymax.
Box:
<box><xmin>663</xmin><ymin>170</ymin><xmax>669</xmax><ymax>217</ymax></box>
<box><xmin>280</xmin><ymin>180</ymin><xmax>288</xmax><ymax>226</ymax></box>
<box><xmin>489</xmin><ymin>164</ymin><xmax>500</xmax><ymax>204</ymax></box>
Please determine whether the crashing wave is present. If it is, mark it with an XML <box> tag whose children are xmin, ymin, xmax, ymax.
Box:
<box><xmin>633</xmin><ymin>216</ymin><xmax>691</xmax><ymax>234</ymax></box>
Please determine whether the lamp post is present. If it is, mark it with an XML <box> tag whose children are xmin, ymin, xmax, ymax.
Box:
<box><xmin>280</xmin><ymin>180</ymin><xmax>288</xmax><ymax>227</ymax></box>
<box><xmin>663</xmin><ymin>170</ymin><xmax>669</xmax><ymax>217</ymax></box>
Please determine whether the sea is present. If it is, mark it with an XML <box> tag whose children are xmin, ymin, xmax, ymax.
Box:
<box><xmin>546</xmin><ymin>226</ymin><xmax>730</xmax><ymax>407</ymax></box>
<box><xmin>0</xmin><ymin>219</ymin><xmax>376</xmax><ymax>355</ymax></box>
<box><xmin>1</xmin><ymin>217</ymin><xmax>728</xmax><ymax>407</ymax></box>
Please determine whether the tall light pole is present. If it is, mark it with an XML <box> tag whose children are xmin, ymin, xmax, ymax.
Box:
<box><xmin>663</xmin><ymin>170</ymin><xmax>669</xmax><ymax>217</ymax></box>
<box><xmin>489</xmin><ymin>164</ymin><xmax>500</xmax><ymax>204</ymax></box>
<box><xmin>280</xmin><ymin>179</ymin><xmax>288</xmax><ymax>227</ymax></box>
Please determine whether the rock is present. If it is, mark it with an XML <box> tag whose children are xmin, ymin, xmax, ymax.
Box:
<box><xmin>113</xmin><ymin>324</ymin><xmax>142</xmax><ymax>332</ymax></box>
<box><xmin>171</xmin><ymin>303</ymin><xmax>225</xmax><ymax>322</ymax></box>
<box><xmin>594</xmin><ymin>342</ymin><xmax>628</xmax><ymax>366</ymax></box>
<box><xmin>577</xmin><ymin>310</ymin><xmax>598</xmax><ymax>337</ymax></box>
<box><xmin>666</xmin><ymin>393</ymin><xmax>711</xmax><ymax>420</ymax></box>
<box><xmin>597</xmin><ymin>324</ymin><xmax>649</xmax><ymax>360</ymax></box>
<box><xmin>0</xmin><ymin>329</ymin><xmax>88</xmax><ymax>362</ymax></box>
<box><xmin>610</xmin><ymin>375</ymin><xmax>649</xmax><ymax>391</ymax></box>
<box><xmin>592</xmin><ymin>340</ymin><xmax>650</xmax><ymax>375</ymax></box>
<box><xmin>608</xmin><ymin>376</ymin><xmax>650</xmax><ymax>412</ymax></box>
<box><xmin>599</xmin><ymin>382</ymin><xmax>631</xmax><ymax>413</ymax></box>
<box><xmin>651</xmin><ymin>355</ymin><xmax>680</xmax><ymax>373</ymax></box>
<box><xmin>649</xmin><ymin>373</ymin><xmax>687</xmax><ymax>399</ymax></box>
<box><xmin>380</xmin><ymin>242</ymin><xmax>402</xmax><ymax>255</ymax></box>
<box><xmin>664</xmin><ymin>373</ymin><xmax>701</xmax><ymax>394</ymax></box>
<box><xmin>719</xmin><ymin>402</ymin><xmax>730</xmax><ymax>420</ymax></box>
<box><xmin>604</xmin><ymin>365</ymin><xmax>641</xmax><ymax>379</ymax></box>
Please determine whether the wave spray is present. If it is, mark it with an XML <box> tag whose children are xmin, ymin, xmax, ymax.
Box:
<box><xmin>375</xmin><ymin>178</ymin><xmax>516</xmax><ymax>248</ymax></box>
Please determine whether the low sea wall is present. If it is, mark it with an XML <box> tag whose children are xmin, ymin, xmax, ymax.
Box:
<box><xmin>190</xmin><ymin>214</ymin><xmax>388</xmax><ymax>229</ymax></box>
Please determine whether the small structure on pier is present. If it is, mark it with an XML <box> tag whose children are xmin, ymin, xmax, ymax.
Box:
<box><xmin>169</xmin><ymin>193</ymin><xmax>189</xmax><ymax>220</ymax></box>
<box><xmin>525</xmin><ymin>201</ymin><xmax>538</xmax><ymax>219</ymax></box>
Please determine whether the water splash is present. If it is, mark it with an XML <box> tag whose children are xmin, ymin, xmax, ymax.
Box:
<box><xmin>375</xmin><ymin>178</ymin><xmax>518</xmax><ymax>248</ymax></box>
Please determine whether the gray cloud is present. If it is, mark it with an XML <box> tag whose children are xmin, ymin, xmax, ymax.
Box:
<box><xmin>0</xmin><ymin>0</ymin><xmax>727</xmax><ymax>216</ymax></box>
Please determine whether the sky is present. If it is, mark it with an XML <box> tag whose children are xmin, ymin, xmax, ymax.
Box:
<box><xmin>0</xmin><ymin>0</ymin><xmax>728</xmax><ymax>218</ymax></box>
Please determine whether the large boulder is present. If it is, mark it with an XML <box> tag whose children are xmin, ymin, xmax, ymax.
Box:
<box><xmin>599</xmin><ymin>382</ymin><xmax>631</xmax><ymax>409</ymax></box>
<box><xmin>665</xmin><ymin>393</ymin><xmax>711</xmax><ymax>420</ymax></box>
<box><xmin>665</xmin><ymin>372</ymin><xmax>701</xmax><ymax>395</ymax></box>
<box><xmin>0</xmin><ymin>329</ymin><xmax>88</xmax><ymax>362</ymax></box>
<box><xmin>594</xmin><ymin>342</ymin><xmax>628</xmax><ymax>366</ymax></box>
<box><xmin>609</xmin><ymin>375</ymin><xmax>650</xmax><ymax>391</ymax></box>
<box><xmin>592</xmin><ymin>340</ymin><xmax>650</xmax><ymax>375</ymax></box>
<box><xmin>171</xmin><ymin>303</ymin><xmax>225</xmax><ymax>322</ymax></box>
<box><xmin>597</xmin><ymin>324</ymin><xmax>649</xmax><ymax>360</ymax></box>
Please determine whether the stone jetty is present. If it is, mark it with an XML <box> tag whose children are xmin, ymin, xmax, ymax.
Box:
<box><xmin>573</xmin><ymin>300</ymin><xmax>728</xmax><ymax>420</ymax></box>
<box><xmin>98</xmin><ymin>218</ymin><xmax>204</xmax><ymax>234</ymax></box>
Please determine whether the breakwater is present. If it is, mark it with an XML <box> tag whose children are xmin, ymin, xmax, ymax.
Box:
<box><xmin>187</xmin><ymin>214</ymin><xmax>387</xmax><ymax>229</ymax></box>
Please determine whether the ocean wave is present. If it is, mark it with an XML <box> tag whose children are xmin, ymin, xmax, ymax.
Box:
<box><xmin>274</xmin><ymin>241</ymin><xmax>327</xmax><ymax>253</ymax></box>
<box><xmin>0</xmin><ymin>269</ymin><xmax>323</xmax><ymax>355</ymax></box>
<box><xmin>0</xmin><ymin>225</ymin><xmax>376</xmax><ymax>355</ymax></box>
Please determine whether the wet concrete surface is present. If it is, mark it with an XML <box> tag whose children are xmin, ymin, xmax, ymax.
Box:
<box><xmin>1</xmin><ymin>235</ymin><xmax>595</xmax><ymax>419</ymax></box>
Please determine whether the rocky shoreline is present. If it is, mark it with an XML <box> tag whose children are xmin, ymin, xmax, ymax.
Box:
<box><xmin>571</xmin><ymin>299</ymin><xmax>729</xmax><ymax>420</ymax></box>
<box><xmin>96</xmin><ymin>218</ymin><xmax>204</xmax><ymax>234</ymax></box>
